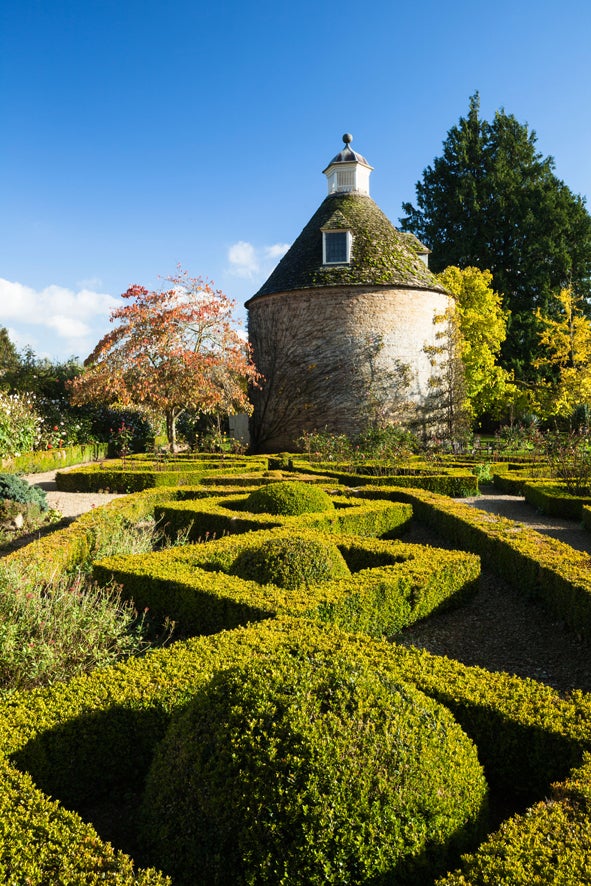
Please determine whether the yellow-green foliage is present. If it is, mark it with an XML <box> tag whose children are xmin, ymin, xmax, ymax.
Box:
<box><xmin>491</xmin><ymin>466</ymin><xmax>553</xmax><ymax>495</ymax></box>
<box><xmin>244</xmin><ymin>479</ymin><xmax>335</xmax><ymax>514</ymax></box>
<box><xmin>56</xmin><ymin>465</ymin><xmax>331</xmax><ymax>493</ymax></box>
<box><xmin>292</xmin><ymin>461</ymin><xmax>479</xmax><ymax>496</ymax></box>
<box><xmin>5</xmin><ymin>461</ymin><xmax>591</xmax><ymax>881</ymax></box>
<box><xmin>0</xmin><ymin>443</ymin><xmax>109</xmax><ymax>474</ymax></box>
<box><xmin>4</xmin><ymin>619</ymin><xmax>591</xmax><ymax>884</ymax></box>
<box><xmin>231</xmin><ymin>534</ymin><xmax>351</xmax><ymax>588</ymax></box>
<box><xmin>0</xmin><ymin>757</ymin><xmax>170</xmax><ymax>884</ymax></box>
<box><xmin>436</xmin><ymin>266</ymin><xmax>515</xmax><ymax>421</ymax></box>
<box><xmin>3</xmin><ymin>487</ymin><xmax>195</xmax><ymax>579</ymax></box>
<box><xmin>93</xmin><ymin>529</ymin><xmax>480</xmax><ymax>638</ymax></box>
<box><xmin>140</xmin><ymin>652</ymin><xmax>488</xmax><ymax>885</ymax></box>
<box><xmin>523</xmin><ymin>481</ymin><xmax>591</xmax><ymax>520</ymax></box>
<box><xmin>436</xmin><ymin>755</ymin><xmax>591</xmax><ymax>885</ymax></box>
<box><xmin>154</xmin><ymin>492</ymin><xmax>412</xmax><ymax>541</ymax></box>
<box><xmin>368</xmin><ymin>486</ymin><xmax>591</xmax><ymax>637</ymax></box>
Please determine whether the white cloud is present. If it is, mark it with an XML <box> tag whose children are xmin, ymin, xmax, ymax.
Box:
<box><xmin>0</xmin><ymin>278</ymin><xmax>120</xmax><ymax>361</ymax></box>
<box><xmin>76</xmin><ymin>276</ymin><xmax>103</xmax><ymax>290</ymax></box>
<box><xmin>228</xmin><ymin>241</ymin><xmax>260</xmax><ymax>278</ymax></box>
<box><xmin>46</xmin><ymin>315</ymin><xmax>91</xmax><ymax>338</ymax></box>
<box><xmin>227</xmin><ymin>241</ymin><xmax>290</xmax><ymax>281</ymax></box>
<box><xmin>264</xmin><ymin>243</ymin><xmax>291</xmax><ymax>260</ymax></box>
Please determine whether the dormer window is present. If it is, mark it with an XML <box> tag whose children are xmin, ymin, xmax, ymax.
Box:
<box><xmin>323</xmin><ymin>230</ymin><xmax>352</xmax><ymax>265</ymax></box>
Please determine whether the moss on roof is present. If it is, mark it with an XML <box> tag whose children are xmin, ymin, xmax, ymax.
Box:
<box><xmin>247</xmin><ymin>192</ymin><xmax>446</xmax><ymax>303</ymax></box>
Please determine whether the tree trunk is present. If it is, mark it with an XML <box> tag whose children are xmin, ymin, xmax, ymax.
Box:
<box><xmin>166</xmin><ymin>411</ymin><xmax>178</xmax><ymax>453</ymax></box>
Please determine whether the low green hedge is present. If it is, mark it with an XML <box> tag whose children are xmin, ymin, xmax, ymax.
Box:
<box><xmin>491</xmin><ymin>465</ymin><xmax>553</xmax><ymax>495</ymax></box>
<box><xmin>583</xmin><ymin>506</ymin><xmax>591</xmax><ymax>531</ymax></box>
<box><xmin>55</xmin><ymin>464</ymin><xmax>328</xmax><ymax>493</ymax></box>
<box><xmin>523</xmin><ymin>482</ymin><xmax>591</xmax><ymax>521</ymax></box>
<box><xmin>56</xmin><ymin>466</ymin><xmax>209</xmax><ymax>493</ymax></box>
<box><xmin>293</xmin><ymin>462</ymin><xmax>479</xmax><ymax>496</ymax></box>
<box><xmin>0</xmin><ymin>758</ymin><xmax>170</xmax><ymax>884</ymax></box>
<box><xmin>3</xmin><ymin>486</ymin><xmax>205</xmax><ymax>579</ymax></box>
<box><xmin>93</xmin><ymin>529</ymin><xmax>479</xmax><ymax>638</ymax></box>
<box><xmin>4</xmin><ymin>619</ymin><xmax>591</xmax><ymax>883</ymax></box>
<box><xmin>141</xmin><ymin>652</ymin><xmax>488</xmax><ymax>885</ymax></box>
<box><xmin>436</xmin><ymin>754</ymin><xmax>591</xmax><ymax>885</ymax></box>
<box><xmin>4</xmin><ymin>462</ymin><xmax>591</xmax><ymax>880</ymax></box>
<box><xmin>154</xmin><ymin>493</ymin><xmax>412</xmax><ymax>542</ymax></box>
<box><xmin>491</xmin><ymin>471</ymin><xmax>545</xmax><ymax>495</ymax></box>
<box><xmin>371</xmin><ymin>486</ymin><xmax>591</xmax><ymax>637</ymax></box>
<box><xmin>0</xmin><ymin>443</ymin><xmax>109</xmax><ymax>475</ymax></box>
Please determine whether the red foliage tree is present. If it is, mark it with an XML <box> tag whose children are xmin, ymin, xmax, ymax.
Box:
<box><xmin>69</xmin><ymin>269</ymin><xmax>260</xmax><ymax>451</ymax></box>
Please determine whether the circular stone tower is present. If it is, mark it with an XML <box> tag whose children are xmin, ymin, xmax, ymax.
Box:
<box><xmin>246</xmin><ymin>136</ymin><xmax>452</xmax><ymax>453</ymax></box>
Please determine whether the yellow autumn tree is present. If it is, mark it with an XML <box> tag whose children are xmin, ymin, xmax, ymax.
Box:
<box><xmin>532</xmin><ymin>288</ymin><xmax>591</xmax><ymax>420</ymax></box>
<box><xmin>436</xmin><ymin>266</ymin><xmax>516</xmax><ymax>422</ymax></box>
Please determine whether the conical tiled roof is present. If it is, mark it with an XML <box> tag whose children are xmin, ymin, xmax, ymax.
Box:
<box><xmin>247</xmin><ymin>192</ymin><xmax>445</xmax><ymax>304</ymax></box>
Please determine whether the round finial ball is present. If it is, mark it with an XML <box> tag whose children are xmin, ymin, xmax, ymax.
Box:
<box><xmin>342</xmin><ymin>132</ymin><xmax>353</xmax><ymax>144</ymax></box>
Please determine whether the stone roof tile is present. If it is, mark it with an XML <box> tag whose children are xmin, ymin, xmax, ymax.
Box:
<box><xmin>247</xmin><ymin>192</ymin><xmax>445</xmax><ymax>304</ymax></box>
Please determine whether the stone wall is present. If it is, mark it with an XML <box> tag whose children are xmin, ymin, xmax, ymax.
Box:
<box><xmin>247</xmin><ymin>285</ymin><xmax>453</xmax><ymax>452</ymax></box>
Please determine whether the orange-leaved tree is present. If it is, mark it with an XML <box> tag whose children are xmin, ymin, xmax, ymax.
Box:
<box><xmin>69</xmin><ymin>268</ymin><xmax>261</xmax><ymax>452</ymax></box>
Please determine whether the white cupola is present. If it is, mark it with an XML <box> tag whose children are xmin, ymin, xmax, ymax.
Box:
<box><xmin>322</xmin><ymin>133</ymin><xmax>373</xmax><ymax>196</ymax></box>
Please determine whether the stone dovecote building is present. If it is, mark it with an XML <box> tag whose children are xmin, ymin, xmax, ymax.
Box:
<box><xmin>246</xmin><ymin>135</ymin><xmax>452</xmax><ymax>452</ymax></box>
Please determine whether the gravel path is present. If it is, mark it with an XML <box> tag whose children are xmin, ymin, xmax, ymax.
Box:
<box><xmin>459</xmin><ymin>485</ymin><xmax>591</xmax><ymax>555</ymax></box>
<box><xmin>401</xmin><ymin>488</ymin><xmax>591</xmax><ymax>695</ymax></box>
<box><xmin>23</xmin><ymin>466</ymin><xmax>124</xmax><ymax>519</ymax></box>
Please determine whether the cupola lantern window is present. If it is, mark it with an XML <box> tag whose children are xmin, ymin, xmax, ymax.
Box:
<box><xmin>322</xmin><ymin>133</ymin><xmax>373</xmax><ymax>196</ymax></box>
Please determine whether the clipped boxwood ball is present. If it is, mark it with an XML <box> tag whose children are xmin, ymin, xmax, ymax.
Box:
<box><xmin>230</xmin><ymin>535</ymin><xmax>351</xmax><ymax>589</ymax></box>
<box><xmin>140</xmin><ymin>654</ymin><xmax>488</xmax><ymax>885</ymax></box>
<box><xmin>244</xmin><ymin>480</ymin><xmax>334</xmax><ymax>516</ymax></box>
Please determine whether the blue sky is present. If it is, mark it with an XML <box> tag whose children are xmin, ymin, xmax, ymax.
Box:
<box><xmin>2</xmin><ymin>0</ymin><xmax>591</xmax><ymax>362</ymax></box>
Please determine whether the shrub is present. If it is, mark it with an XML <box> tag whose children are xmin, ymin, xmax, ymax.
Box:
<box><xmin>543</xmin><ymin>431</ymin><xmax>591</xmax><ymax>495</ymax></box>
<box><xmin>0</xmin><ymin>564</ymin><xmax>153</xmax><ymax>691</ymax></box>
<box><xmin>244</xmin><ymin>480</ymin><xmax>335</xmax><ymax>516</ymax></box>
<box><xmin>0</xmin><ymin>472</ymin><xmax>48</xmax><ymax>511</ymax></box>
<box><xmin>0</xmin><ymin>391</ymin><xmax>41</xmax><ymax>457</ymax></box>
<box><xmin>95</xmin><ymin>531</ymin><xmax>478</xmax><ymax>639</ymax></box>
<box><xmin>140</xmin><ymin>652</ymin><xmax>488</xmax><ymax>885</ymax></box>
<box><xmin>437</xmin><ymin>755</ymin><xmax>591</xmax><ymax>885</ymax></box>
<box><xmin>229</xmin><ymin>535</ymin><xmax>351</xmax><ymax>589</ymax></box>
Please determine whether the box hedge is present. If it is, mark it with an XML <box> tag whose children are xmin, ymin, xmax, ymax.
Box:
<box><xmin>0</xmin><ymin>758</ymin><xmax>170</xmax><ymax>884</ymax></box>
<box><xmin>0</xmin><ymin>443</ymin><xmax>109</xmax><ymax>475</ymax></box>
<box><xmin>523</xmin><ymin>481</ymin><xmax>591</xmax><ymax>521</ymax></box>
<box><xmin>359</xmin><ymin>486</ymin><xmax>591</xmax><ymax>638</ymax></box>
<box><xmin>140</xmin><ymin>652</ymin><xmax>488</xmax><ymax>885</ymax></box>
<box><xmin>489</xmin><ymin>459</ymin><xmax>550</xmax><ymax>489</ymax></box>
<box><xmin>55</xmin><ymin>463</ymin><xmax>328</xmax><ymax>493</ymax></box>
<box><xmin>436</xmin><ymin>754</ymin><xmax>591</xmax><ymax>885</ymax></box>
<box><xmin>4</xmin><ymin>464</ymin><xmax>591</xmax><ymax>881</ymax></box>
<box><xmin>153</xmin><ymin>492</ymin><xmax>412</xmax><ymax>542</ymax></box>
<box><xmin>93</xmin><ymin>529</ymin><xmax>479</xmax><ymax>639</ymax></box>
<box><xmin>293</xmin><ymin>462</ymin><xmax>479</xmax><ymax>496</ymax></box>
<box><xmin>4</xmin><ymin>619</ymin><xmax>591</xmax><ymax>884</ymax></box>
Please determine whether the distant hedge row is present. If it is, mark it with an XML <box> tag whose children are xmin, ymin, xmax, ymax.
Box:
<box><xmin>0</xmin><ymin>443</ymin><xmax>109</xmax><ymax>474</ymax></box>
